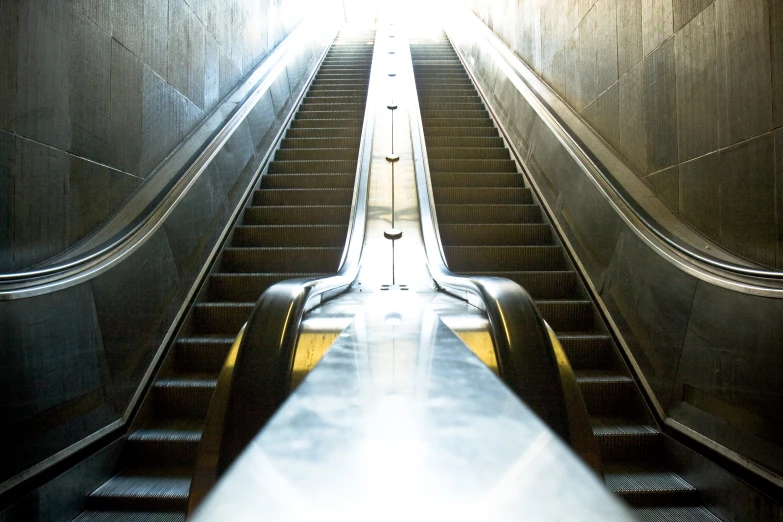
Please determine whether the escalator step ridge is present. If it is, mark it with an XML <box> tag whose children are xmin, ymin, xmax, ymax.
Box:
<box><xmin>74</xmin><ymin>512</ymin><xmax>185</xmax><ymax>522</ymax></box>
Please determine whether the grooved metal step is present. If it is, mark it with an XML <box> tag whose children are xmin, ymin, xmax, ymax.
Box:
<box><xmin>261</xmin><ymin>173</ymin><xmax>356</xmax><ymax>189</ymax></box>
<box><xmin>208</xmin><ymin>272</ymin><xmax>330</xmax><ymax>302</ymax></box>
<box><xmin>604</xmin><ymin>463</ymin><xmax>699</xmax><ymax>507</ymax></box>
<box><xmin>175</xmin><ymin>337</ymin><xmax>234</xmax><ymax>374</ymax></box>
<box><xmin>232</xmin><ymin>225</ymin><xmax>348</xmax><ymax>247</ymax></box>
<box><xmin>153</xmin><ymin>377</ymin><xmax>217</xmax><ymax>418</ymax></box>
<box><xmin>74</xmin><ymin>512</ymin><xmax>185</xmax><ymax>522</ymax></box>
<box><xmin>88</xmin><ymin>475</ymin><xmax>191</xmax><ymax>512</ymax></box>
<box><xmin>243</xmin><ymin>205</ymin><xmax>350</xmax><ymax>225</ymax></box>
<box><xmin>592</xmin><ymin>417</ymin><xmax>660</xmax><ymax>461</ymax></box>
<box><xmin>439</xmin><ymin>224</ymin><xmax>552</xmax><ymax>246</ymax></box>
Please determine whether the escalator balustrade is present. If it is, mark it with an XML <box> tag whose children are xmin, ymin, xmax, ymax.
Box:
<box><xmin>411</xmin><ymin>35</ymin><xmax>721</xmax><ymax>522</ymax></box>
<box><xmin>72</xmin><ymin>31</ymin><xmax>375</xmax><ymax>522</ymax></box>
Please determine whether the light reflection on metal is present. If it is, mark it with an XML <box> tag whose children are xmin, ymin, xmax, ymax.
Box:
<box><xmin>189</xmin><ymin>289</ymin><xmax>634</xmax><ymax>522</ymax></box>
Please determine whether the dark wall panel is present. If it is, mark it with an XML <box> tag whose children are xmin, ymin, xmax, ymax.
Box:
<box><xmin>90</xmin><ymin>229</ymin><xmax>182</xmax><ymax>410</ymax></box>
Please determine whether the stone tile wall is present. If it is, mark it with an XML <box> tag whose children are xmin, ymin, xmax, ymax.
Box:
<box><xmin>0</xmin><ymin>0</ymin><xmax>306</xmax><ymax>271</ymax></box>
<box><xmin>466</xmin><ymin>0</ymin><xmax>783</xmax><ymax>268</ymax></box>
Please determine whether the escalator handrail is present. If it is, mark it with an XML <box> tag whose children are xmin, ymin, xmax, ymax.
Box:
<box><xmin>404</xmin><ymin>36</ymin><xmax>601</xmax><ymax>472</ymax></box>
<box><xmin>0</xmin><ymin>15</ymin><xmax>329</xmax><ymax>299</ymax></box>
<box><xmin>187</xmin><ymin>30</ymin><xmax>379</xmax><ymax>514</ymax></box>
<box><xmin>451</xmin><ymin>8</ymin><xmax>783</xmax><ymax>285</ymax></box>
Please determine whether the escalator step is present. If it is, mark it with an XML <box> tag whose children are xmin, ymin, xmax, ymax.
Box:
<box><xmin>446</xmin><ymin>245</ymin><xmax>565</xmax><ymax>271</ymax></box>
<box><xmin>439</xmin><ymin>224</ymin><xmax>552</xmax><ymax>246</ymax></box>
<box><xmin>536</xmin><ymin>300</ymin><xmax>595</xmax><ymax>332</ymax></box>
<box><xmin>432</xmin><ymin>187</ymin><xmax>532</xmax><ymax>204</ymax></box>
<box><xmin>290</xmin><ymin>118</ymin><xmax>359</xmax><ymax>128</ymax></box>
<box><xmin>175</xmin><ymin>337</ymin><xmax>234</xmax><ymax>374</ymax></box>
<box><xmin>435</xmin><ymin>204</ymin><xmax>542</xmax><ymax>224</ymax></box>
<box><xmin>268</xmin><ymin>159</ymin><xmax>357</xmax><ymax>174</ymax></box>
<box><xmin>221</xmin><ymin>247</ymin><xmax>343</xmax><ymax>272</ymax></box>
<box><xmin>253</xmin><ymin>188</ymin><xmax>353</xmax><ymax>206</ymax></box>
<box><xmin>557</xmin><ymin>334</ymin><xmax>613</xmax><ymax>369</ymax></box>
<box><xmin>421</xmin><ymin>102</ymin><xmax>486</xmax><ymax>111</ymax></box>
<box><xmin>274</xmin><ymin>147</ymin><xmax>359</xmax><ymax>161</ymax></box>
<box><xmin>192</xmin><ymin>302</ymin><xmax>253</xmax><ymax>334</ymax></box>
<box><xmin>430</xmin><ymin>172</ymin><xmax>522</xmax><ymax>187</ymax></box>
<box><xmin>423</xmin><ymin>126</ymin><xmax>499</xmax><ymax>137</ymax></box>
<box><xmin>153</xmin><ymin>378</ymin><xmax>216</xmax><ymax>418</ymax></box>
<box><xmin>421</xmin><ymin>109</ymin><xmax>489</xmax><ymax>119</ymax></box>
<box><xmin>427</xmin><ymin>146</ymin><xmax>510</xmax><ymax>160</ymax></box>
<box><xmin>576</xmin><ymin>371</ymin><xmax>635</xmax><ymax>415</ymax></box>
<box><xmin>261</xmin><ymin>173</ymin><xmax>355</xmax><ymax>189</ymax></box>
<box><xmin>592</xmin><ymin>418</ymin><xmax>660</xmax><ymax>461</ymax></box>
<box><xmin>284</xmin><ymin>127</ymin><xmax>362</xmax><ymax>138</ymax></box>
<box><xmin>74</xmin><ymin>512</ymin><xmax>185</xmax><ymax>522</ymax></box>
<box><xmin>422</xmin><ymin>117</ymin><xmax>496</xmax><ymax>128</ymax></box>
<box><xmin>457</xmin><ymin>270</ymin><xmax>580</xmax><ymax>299</ymax></box>
<box><xmin>126</xmin><ymin>425</ymin><xmax>201</xmax><ymax>468</ymax></box>
<box><xmin>208</xmin><ymin>272</ymin><xmax>329</xmax><ymax>302</ymax></box>
<box><xmin>280</xmin><ymin>137</ymin><xmax>361</xmax><ymax>149</ymax></box>
<box><xmin>632</xmin><ymin>506</ymin><xmax>723</xmax><ymax>522</ymax></box>
<box><xmin>232</xmin><ymin>225</ymin><xmax>347</xmax><ymax>247</ymax></box>
<box><xmin>88</xmin><ymin>475</ymin><xmax>191</xmax><ymax>511</ymax></box>
<box><xmin>243</xmin><ymin>205</ymin><xmax>350</xmax><ymax>225</ymax></box>
<box><xmin>604</xmin><ymin>464</ymin><xmax>699</xmax><ymax>507</ymax></box>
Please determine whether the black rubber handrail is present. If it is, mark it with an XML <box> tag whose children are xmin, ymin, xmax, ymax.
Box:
<box><xmin>404</xmin><ymin>36</ymin><xmax>602</xmax><ymax>473</ymax></box>
<box><xmin>456</xmin><ymin>11</ymin><xmax>783</xmax><ymax>283</ymax></box>
<box><xmin>186</xmin><ymin>30</ymin><xmax>379</xmax><ymax>514</ymax></box>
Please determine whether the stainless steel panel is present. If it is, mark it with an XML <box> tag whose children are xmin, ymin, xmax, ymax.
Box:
<box><xmin>580</xmin><ymin>81</ymin><xmax>619</xmax><ymax>152</ymax></box>
<box><xmin>163</xmin><ymin>172</ymin><xmax>227</xmax><ymax>291</ymax></box>
<box><xmin>187</xmin><ymin>10</ymin><xmax>207</xmax><ymax>111</ymax></box>
<box><xmin>13</xmin><ymin>137</ymin><xmax>68</xmax><ymax>269</ymax></box>
<box><xmin>67</xmin><ymin>156</ymin><xmax>140</xmax><ymax>246</ymax></box>
<box><xmin>578</xmin><ymin>0</ymin><xmax>618</xmax><ymax>107</ymax></box>
<box><xmin>715</xmin><ymin>0</ymin><xmax>773</xmax><ymax>147</ymax></box>
<box><xmin>618</xmin><ymin>63</ymin><xmax>647</xmax><ymax>174</ymax></box>
<box><xmin>204</xmin><ymin>34</ymin><xmax>221</xmax><ymax>113</ymax></box>
<box><xmin>109</xmin><ymin>39</ymin><xmax>143</xmax><ymax>176</ymax></box>
<box><xmin>0</xmin><ymin>438</ymin><xmax>123</xmax><ymax>522</ymax></box>
<box><xmin>71</xmin><ymin>0</ymin><xmax>111</xmax><ymax>34</ymax></box>
<box><xmin>674</xmin><ymin>4</ymin><xmax>717</xmax><ymax>164</ymax></box>
<box><xmin>662</xmin><ymin>436</ymin><xmax>782</xmax><ymax>522</ymax></box>
<box><xmin>246</xmin><ymin>91</ymin><xmax>277</xmax><ymax>149</ymax></box>
<box><xmin>269</xmin><ymin>68</ymin><xmax>292</xmax><ymax>118</ymax></box>
<box><xmin>719</xmin><ymin>133</ymin><xmax>776</xmax><ymax>266</ymax></box>
<box><xmin>678</xmin><ymin>151</ymin><xmax>720</xmax><ymax>242</ymax></box>
<box><xmin>217</xmin><ymin>119</ymin><xmax>256</xmax><ymax>209</ymax></box>
<box><xmin>141</xmin><ymin>66</ymin><xmax>175</xmax><ymax>176</ymax></box>
<box><xmin>111</xmin><ymin>0</ymin><xmax>144</xmax><ymax>58</ymax></box>
<box><xmin>143</xmin><ymin>0</ymin><xmax>169</xmax><ymax>79</ymax></box>
<box><xmin>168</xmin><ymin>0</ymin><xmax>196</xmax><ymax>103</ymax></box>
<box><xmin>69</xmin><ymin>9</ymin><xmax>111</xmax><ymax>164</ymax></box>
<box><xmin>617</xmin><ymin>0</ymin><xmax>642</xmax><ymax>76</ymax></box>
<box><xmin>673</xmin><ymin>0</ymin><xmax>712</xmax><ymax>30</ymax></box>
<box><xmin>772</xmin><ymin>0</ymin><xmax>783</xmax><ymax>127</ymax></box>
<box><xmin>673</xmin><ymin>280</ymin><xmax>783</xmax><ymax>475</ymax></box>
<box><xmin>0</xmin><ymin>0</ymin><xmax>17</xmax><ymax>133</ymax></box>
<box><xmin>643</xmin><ymin>37</ymin><xmax>678</xmax><ymax>172</ymax></box>
<box><xmin>601</xmin><ymin>228</ymin><xmax>697</xmax><ymax>409</ymax></box>
<box><xmin>564</xmin><ymin>28</ymin><xmax>582</xmax><ymax>111</ymax></box>
<box><xmin>514</xmin><ymin>0</ymin><xmax>541</xmax><ymax>71</ymax></box>
<box><xmin>0</xmin><ymin>282</ymin><xmax>114</xmax><ymax>484</ymax></box>
<box><xmin>645</xmin><ymin>166</ymin><xmax>678</xmax><ymax>211</ymax></box>
<box><xmin>218</xmin><ymin>47</ymin><xmax>241</xmax><ymax>102</ymax></box>
<box><xmin>641</xmin><ymin>0</ymin><xmax>673</xmax><ymax>56</ymax></box>
<box><xmin>90</xmin><ymin>229</ymin><xmax>182</xmax><ymax>408</ymax></box>
<box><xmin>16</xmin><ymin>0</ymin><xmax>71</xmax><ymax>150</ymax></box>
<box><xmin>0</xmin><ymin>132</ymin><xmax>13</xmax><ymax>272</ymax></box>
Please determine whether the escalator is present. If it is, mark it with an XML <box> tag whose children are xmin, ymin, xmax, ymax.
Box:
<box><xmin>411</xmin><ymin>36</ymin><xmax>721</xmax><ymax>521</ymax></box>
<box><xmin>72</xmin><ymin>30</ymin><xmax>375</xmax><ymax>522</ymax></box>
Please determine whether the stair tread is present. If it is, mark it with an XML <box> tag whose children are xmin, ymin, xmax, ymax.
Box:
<box><xmin>576</xmin><ymin>370</ymin><xmax>633</xmax><ymax>382</ymax></box>
<box><xmin>74</xmin><ymin>512</ymin><xmax>186</xmax><ymax>522</ymax></box>
<box><xmin>632</xmin><ymin>506</ymin><xmax>723</xmax><ymax>522</ymax></box>
<box><xmin>91</xmin><ymin>474</ymin><xmax>191</xmax><ymax>500</ymax></box>
<box><xmin>605</xmin><ymin>463</ymin><xmax>696</xmax><ymax>493</ymax></box>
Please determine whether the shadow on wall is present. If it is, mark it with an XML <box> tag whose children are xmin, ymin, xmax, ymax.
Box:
<box><xmin>0</xmin><ymin>0</ymin><xmax>309</xmax><ymax>272</ymax></box>
<box><xmin>465</xmin><ymin>0</ymin><xmax>783</xmax><ymax>269</ymax></box>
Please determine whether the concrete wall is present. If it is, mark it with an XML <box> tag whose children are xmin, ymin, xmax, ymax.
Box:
<box><xmin>0</xmin><ymin>0</ymin><xmax>305</xmax><ymax>271</ymax></box>
<box><xmin>465</xmin><ymin>0</ymin><xmax>783</xmax><ymax>268</ymax></box>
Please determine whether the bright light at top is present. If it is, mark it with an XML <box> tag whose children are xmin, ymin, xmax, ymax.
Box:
<box><xmin>341</xmin><ymin>0</ymin><xmax>449</xmax><ymax>37</ymax></box>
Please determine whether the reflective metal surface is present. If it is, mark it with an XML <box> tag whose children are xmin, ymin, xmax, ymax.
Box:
<box><xmin>190</xmin><ymin>288</ymin><xmax>634</xmax><ymax>522</ymax></box>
